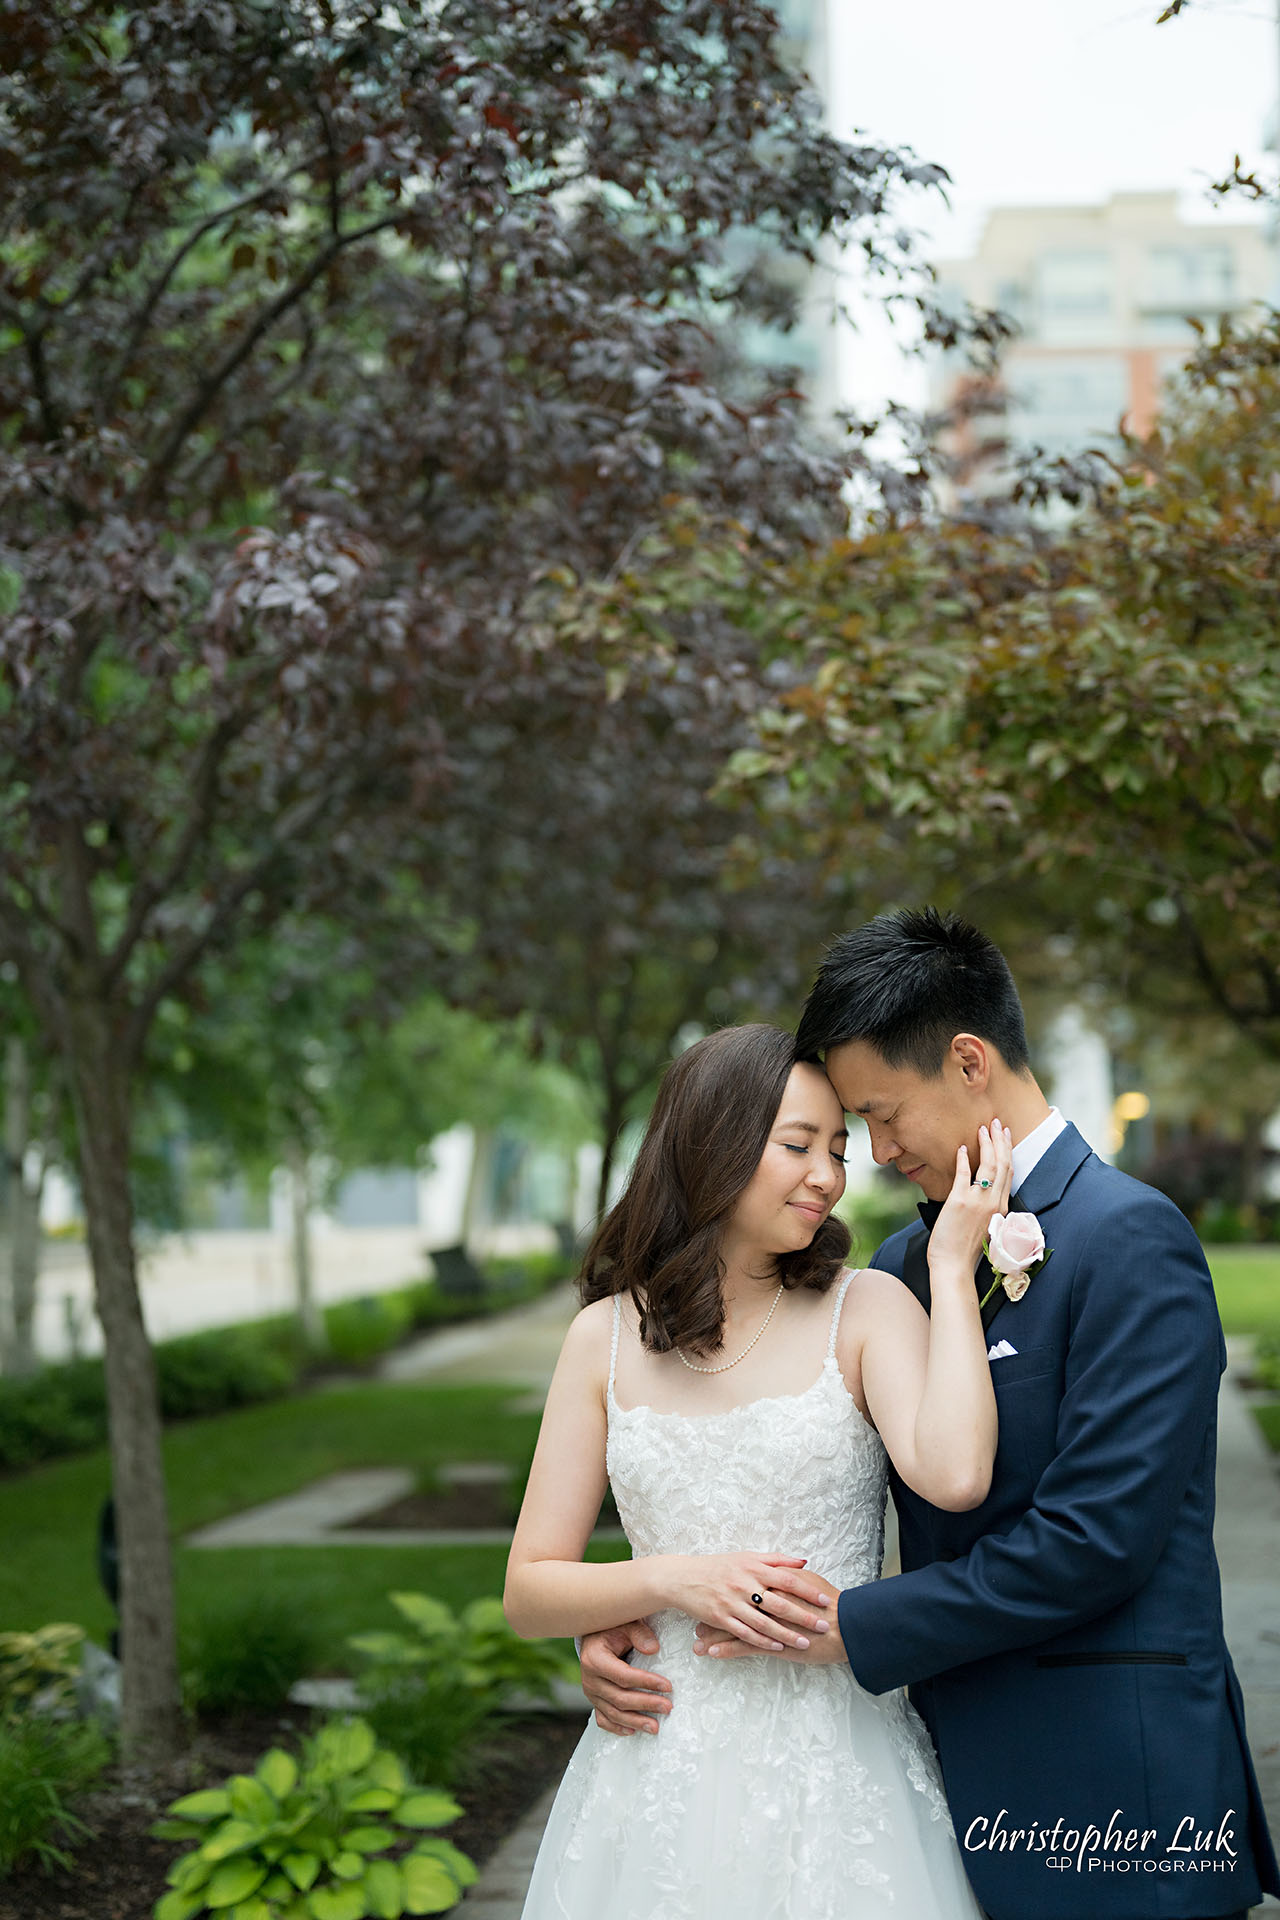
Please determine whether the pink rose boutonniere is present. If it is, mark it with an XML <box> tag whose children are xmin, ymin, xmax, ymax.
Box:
<box><xmin>978</xmin><ymin>1211</ymin><xmax>1052</xmax><ymax>1310</ymax></box>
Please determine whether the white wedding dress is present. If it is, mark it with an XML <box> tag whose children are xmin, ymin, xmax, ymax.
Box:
<box><xmin>520</xmin><ymin>1273</ymin><xmax>983</xmax><ymax>1918</ymax></box>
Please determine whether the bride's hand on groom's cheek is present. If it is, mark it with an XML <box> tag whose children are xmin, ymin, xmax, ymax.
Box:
<box><xmin>692</xmin><ymin>1572</ymin><xmax>845</xmax><ymax>1665</ymax></box>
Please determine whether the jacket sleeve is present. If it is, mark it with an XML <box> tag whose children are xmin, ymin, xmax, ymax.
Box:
<box><xmin>839</xmin><ymin>1194</ymin><xmax>1222</xmax><ymax>1693</ymax></box>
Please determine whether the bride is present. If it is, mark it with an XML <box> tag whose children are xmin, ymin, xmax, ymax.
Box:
<box><xmin>504</xmin><ymin>1022</ymin><xmax>1009</xmax><ymax>1918</ymax></box>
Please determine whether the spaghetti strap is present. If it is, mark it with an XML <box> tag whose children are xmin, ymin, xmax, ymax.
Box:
<box><xmin>608</xmin><ymin>1292</ymin><xmax>622</xmax><ymax>1400</ymax></box>
<box><xmin>827</xmin><ymin>1269</ymin><xmax>858</xmax><ymax>1360</ymax></box>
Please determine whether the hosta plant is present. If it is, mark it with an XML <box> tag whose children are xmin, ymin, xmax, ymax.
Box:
<box><xmin>350</xmin><ymin>1593</ymin><xmax>573</xmax><ymax>1707</ymax></box>
<box><xmin>151</xmin><ymin>1716</ymin><xmax>477</xmax><ymax>1920</ymax></box>
<box><xmin>0</xmin><ymin>1623</ymin><xmax>86</xmax><ymax>1717</ymax></box>
<box><xmin>349</xmin><ymin>1593</ymin><xmax>576</xmax><ymax>1786</ymax></box>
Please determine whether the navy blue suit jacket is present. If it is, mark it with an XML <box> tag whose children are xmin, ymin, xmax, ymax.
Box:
<box><xmin>840</xmin><ymin>1123</ymin><xmax>1279</xmax><ymax>1920</ymax></box>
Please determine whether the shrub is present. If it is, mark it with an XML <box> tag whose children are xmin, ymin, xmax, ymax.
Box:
<box><xmin>349</xmin><ymin>1593</ymin><xmax>573</xmax><ymax>1786</ymax></box>
<box><xmin>0</xmin><ymin>1713</ymin><xmax>110</xmax><ymax>1877</ymax></box>
<box><xmin>184</xmin><ymin>1594</ymin><xmax>321</xmax><ymax>1717</ymax></box>
<box><xmin>0</xmin><ymin>1624</ymin><xmax>85</xmax><ymax>1718</ymax></box>
<box><xmin>0</xmin><ymin>1365</ymin><xmax>107</xmax><ymax>1469</ymax></box>
<box><xmin>151</xmin><ymin>1716</ymin><xmax>477</xmax><ymax>1920</ymax></box>
<box><xmin>157</xmin><ymin>1325</ymin><xmax>303</xmax><ymax>1420</ymax></box>
<box><xmin>323</xmin><ymin>1292</ymin><xmax>416</xmax><ymax>1368</ymax></box>
<box><xmin>1137</xmin><ymin>1136</ymin><xmax>1279</xmax><ymax>1237</ymax></box>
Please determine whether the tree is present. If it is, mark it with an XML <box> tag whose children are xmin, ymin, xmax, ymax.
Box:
<box><xmin>574</xmin><ymin>319</ymin><xmax>1280</xmax><ymax>1060</ymax></box>
<box><xmin>1</xmin><ymin>0</ymin><xmax>953</xmax><ymax>1757</ymax></box>
<box><xmin>433</xmin><ymin>539</ymin><xmax>867</xmax><ymax>1216</ymax></box>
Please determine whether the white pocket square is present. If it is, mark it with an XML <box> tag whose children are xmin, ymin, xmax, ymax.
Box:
<box><xmin>987</xmin><ymin>1339</ymin><xmax>1018</xmax><ymax>1361</ymax></box>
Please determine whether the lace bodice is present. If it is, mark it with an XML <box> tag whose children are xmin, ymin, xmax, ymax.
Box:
<box><xmin>606</xmin><ymin>1270</ymin><xmax>889</xmax><ymax>1594</ymax></box>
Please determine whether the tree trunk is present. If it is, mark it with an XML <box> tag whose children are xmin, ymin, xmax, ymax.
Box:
<box><xmin>461</xmin><ymin>1126</ymin><xmax>496</xmax><ymax>1257</ymax></box>
<box><xmin>595</xmin><ymin>1097</ymin><xmax>629</xmax><ymax>1223</ymax></box>
<box><xmin>1239</xmin><ymin>1110</ymin><xmax>1267</xmax><ymax>1210</ymax></box>
<box><xmin>5</xmin><ymin>1038</ymin><xmax>43</xmax><ymax>1377</ymax></box>
<box><xmin>63</xmin><ymin>1000</ymin><xmax>181</xmax><ymax>1765</ymax></box>
<box><xmin>284</xmin><ymin>1135</ymin><xmax>325</xmax><ymax>1351</ymax></box>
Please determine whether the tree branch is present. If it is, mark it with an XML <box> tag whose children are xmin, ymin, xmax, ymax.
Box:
<box><xmin>106</xmin><ymin>159</ymin><xmax>324</xmax><ymax>415</ymax></box>
<box><xmin>124</xmin><ymin>783</ymin><xmax>344</xmax><ymax>1065</ymax></box>
<box><xmin>141</xmin><ymin>211</ymin><xmax>407</xmax><ymax>503</ymax></box>
<box><xmin>101</xmin><ymin>710</ymin><xmax>252</xmax><ymax>992</ymax></box>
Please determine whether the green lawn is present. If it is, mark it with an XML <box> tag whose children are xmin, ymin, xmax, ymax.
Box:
<box><xmin>1205</xmin><ymin>1244</ymin><xmax>1280</xmax><ymax>1336</ymax></box>
<box><xmin>0</xmin><ymin>1379</ymin><xmax>628</xmax><ymax>1655</ymax></box>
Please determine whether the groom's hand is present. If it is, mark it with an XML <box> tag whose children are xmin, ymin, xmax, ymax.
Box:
<box><xmin>693</xmin><ymin>1572</ymin><xmax>846</xmax><ymax>1665</ymax></box>
<box><xmin>579</xmin><ymin>1623</ymin><xmax>673</xmax><ymax>1736</ymax></box>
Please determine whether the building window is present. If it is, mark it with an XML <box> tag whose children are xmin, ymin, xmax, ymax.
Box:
<box><xmin>1037</xmin><ymin>250</ymin><xmax>1112</xmax><ymax>322</ymax></box>
<box><xmin>1145</xmin><ymin>245</ymin><xmax>1235</xmax><ymax>312</ymax></box>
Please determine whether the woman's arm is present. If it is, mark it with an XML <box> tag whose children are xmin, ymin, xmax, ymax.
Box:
<box><xmin>503</xmin><ymin>1299</ymin><xmax>825</xmax><ymax>1647</ymax></box>
<box><xmin>853</xmin><ymin>1126</ymin><xmax>1009</xmax><ymax>1511</ymax></box>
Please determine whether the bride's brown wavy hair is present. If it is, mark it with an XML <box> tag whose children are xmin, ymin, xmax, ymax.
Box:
<box><xmin>578</xmin><ymin>1023</ymin><xmax>851</xmax><ymax>1356</ymax></box>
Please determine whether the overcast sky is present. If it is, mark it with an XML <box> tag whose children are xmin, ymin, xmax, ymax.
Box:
<box><xmin>820</xmin><ymin>0</ymin><xmax>1278</xmax><ymax>408</ymax></box>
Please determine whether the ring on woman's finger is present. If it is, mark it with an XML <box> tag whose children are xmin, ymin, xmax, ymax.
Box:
<box><xmin>978</xmin><ymin>1177</ymin><xmax>991</xmax><ymax>1188</ymax></box>
<box><xmin>750</xmin><ymin>1592</ymin><xmax>765</xmax><ymax>1607</ymax></box>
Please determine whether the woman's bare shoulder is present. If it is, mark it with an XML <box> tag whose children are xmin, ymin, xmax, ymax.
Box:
<box><xmin>562</xmin><ymin>1293</ymin><xmax>617</xmax><ymax>1360</ymax></box>
<box><xmin>836</xmin><ymin>1265</ymin><xmax>927</xmax><ymax>1343</ymax></box>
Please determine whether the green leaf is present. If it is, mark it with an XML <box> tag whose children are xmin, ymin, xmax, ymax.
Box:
<box><xmin>169</xmin><ymin>1788</ymin><xmax>233</xmax><ymax>1822</ymax></box>
<box><xmin>155</xmin><ymin>1890</ymin><xmax>205</xmax><ymax>1920</ymax></box>
<box><xmin>399</xmin><ymin>1853</ymin><xmax>461</xmax><ymax>1915</ymax></box>
<box><xmin>348</xmin><ymin>1632</ymin><xmax>418</xmax><ymax>1664</ymax></box>
<box><xmin>284</xmin><ymin>1852</ymin><xmax>322</xmax><ymax>1892</ymax></box>
<box><xmin>204</xmin><ymin>1818</ymin><xmax>271</xmax><ymax>1860</ymax></box>
<box><xmin>204</xmin><ymin>1856</ymin><xmax>269</xmax><ymax>1908</ymax></box>
<box><xmin>332</xmin><ymin>1850</ymin><xmax>364</xmax><ymax>1880</ymax></box>
<box><xmin>344</xmin><ymin>1826</ymin><xmax>395</xmax><ymax>1854</ymax></box>
<box><xmin>171</xmin><ymin>1853</ymin><xmax>214</xmax><ymax>1893</ymax></box>
<box><xmin>230</xmin><ymin>1776</ymin><xmax>280</xmax><ymax>1826</ymax></box>
<box><xmin>396</xmin><ymin>1793</ymin><xmax>461</xmax><ymax>1831</ymax></box>
<box><xmin>361</xmin><ymin>1858</ymin><xmax>403</xmax><ymax>1919</ymax></box>
<box><xmin>261</xmin><ymin>1871</ymin><xmax>294</xmax><ymax>1901</ymax></box>
<box><xmin>257</xmin><ymin>1748</ymin><xmax>299</xmax><ymax>1800</ymax></box>
<box><xmin>307</xmin><ymin>1882</ymin><xmax>367</xmax><ymax>1920</ymax></box>
<box><xmin>410</xmin><ymin>1840</ymin><xmax>476</xmax><ymax>1890</ymax></box>
<box><xmin>152</xmin><ymin>1818</ymin><xmax>205</xmax><ymax>1842</ymax></box>
<box><xmin>347</xmin><ymin>1789</ymin><xmax>398</xmax><ymax>1813</ymax></box>
<box><xmin>312</xmin><ymin>1719</ymin><xmax>376</xmax><ymax>1778</ymax></box>
<box><xmin>388</xmin><ymin>1594</ymin><xmax>456</xmax><ymax>1639</ymax></box>
<box><xmin>363</xmin><ymin>1752</ymin><xmax>406</xmax><ymax>1796</ymax></box>
<box><xmin>226</xmin><ymin>1901</ymin><xmax>273</xmax><ymax>1920</ymax></box>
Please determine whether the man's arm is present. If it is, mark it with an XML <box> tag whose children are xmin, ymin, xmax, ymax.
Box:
<box><xmin>839</xmin><ymin>1195</ymin><xmax>1222</xmax><ymax>1693</ymax></box>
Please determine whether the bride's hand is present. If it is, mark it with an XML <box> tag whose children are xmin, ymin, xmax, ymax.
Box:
<box><xmin>662</xmin><ymin>1553</ymin><xmax>831</xmax><ymax>1651</ymax></box>
<box><xmin>926</xmin><ymin>1120</ymin><xmax>1013</xmax><ymax>1278</ymax></box>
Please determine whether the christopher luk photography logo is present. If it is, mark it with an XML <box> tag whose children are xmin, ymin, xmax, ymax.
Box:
<box><xmin>963</xmin><ymin>1807</ymin><xmax>1239</xmax><ymax>1876</ymax></box>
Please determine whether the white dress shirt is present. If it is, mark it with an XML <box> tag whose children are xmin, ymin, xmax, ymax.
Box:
<box><xmin>1010</xmin><ymin>1106</ymin><xmax>1067</xmax><ymax>1193</ymax></box>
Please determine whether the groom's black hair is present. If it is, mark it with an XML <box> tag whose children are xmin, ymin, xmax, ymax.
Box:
<box><xmin>795</xmin><ymin>906</ymin><xmax>1031</xmax><ymax>1077</ymax></box>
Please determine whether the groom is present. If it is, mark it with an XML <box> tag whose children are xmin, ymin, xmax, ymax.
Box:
<box><xmin>578</xmin><ymin>908</ymin><xmax>1280</xmax><ymax>1920</ymax></box>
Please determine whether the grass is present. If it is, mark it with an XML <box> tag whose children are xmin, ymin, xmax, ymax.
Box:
<box><xmin>1204</xmin><ymin>1245</ymin><xmax>1280</xmax><ymax>1337</ymax></box>
<box><xmin>0</xmin><ymin>1379</ymin><xmax>632</xmax><ymax>1657</ymax></box>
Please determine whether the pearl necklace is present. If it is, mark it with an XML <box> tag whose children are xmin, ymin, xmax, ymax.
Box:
<box><xmin>675</xmin><ymin>1284</ymin><xmax>785</xmax><ymax>1374</ymax></box>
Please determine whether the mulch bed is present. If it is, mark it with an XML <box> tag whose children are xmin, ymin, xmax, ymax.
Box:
<box><xmin>343</xmin><ymin>1486</ymin><xmax>621</xmax><ymax>1531</ymax></box>
<box><xmin>0</xmin><ymin>1707</ymin><xmax>585</xmax><ymax>1920</ymax></box>
<box><xmin>341</xmin><ymin>1484</ymin><xmax>519</xmax><ymax>1530</ymax></box>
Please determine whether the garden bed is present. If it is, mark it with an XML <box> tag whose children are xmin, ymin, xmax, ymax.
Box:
<box><xmin>0</xmin><ymin>1707</ymin><xmax>584</xmax><ymax>1920</ymax></box>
